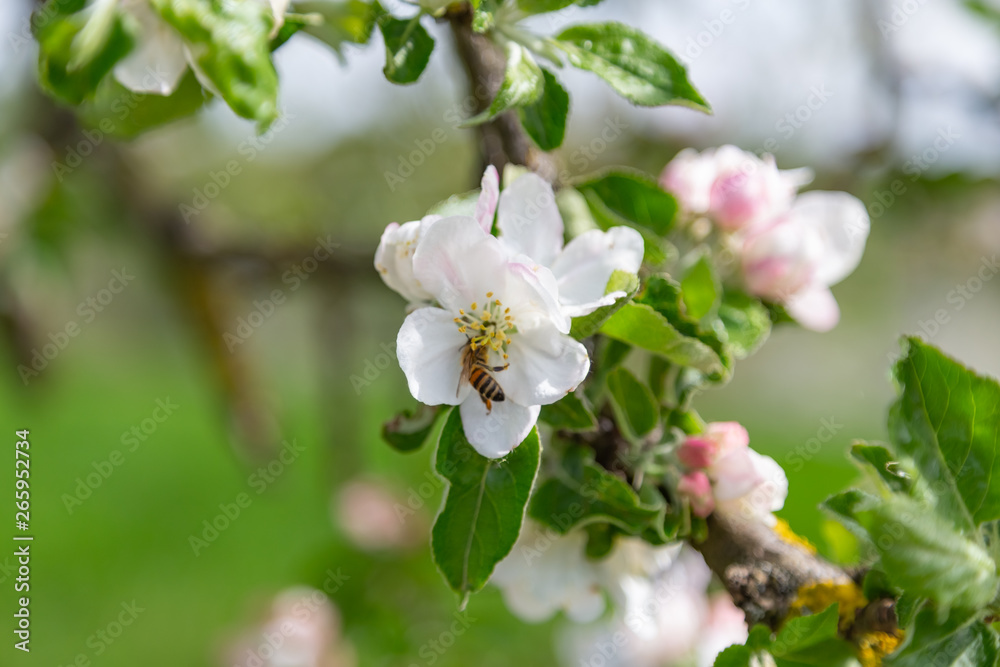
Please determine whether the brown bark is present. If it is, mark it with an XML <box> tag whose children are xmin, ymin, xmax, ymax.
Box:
<box><xmin>446</xmin><ymin>5</ymin><xmax>559</xmax><ymax>184</ymax></box>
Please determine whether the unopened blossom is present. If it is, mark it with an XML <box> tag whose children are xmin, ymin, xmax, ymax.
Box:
<box><xmin>660</xmin><ymin>145</ymin><xmax>810</xmax><ymax>231</ymax></box>
<box><xmin>334</xmin><ymin>479</ymin><xmax>422</xmax><ymax>552</ymax></box>
<box><xmin>741</xmin><ymin>191</ymin><xmax>869</xmax><ymax>331</ymax></box>
<box><xmin>489</xmin><ymin>170</ymin><xmax>645</xmax><ymax>317</ymax></box>
<box><xmin>226</xmin><ymin>587</ymin><xmax>355</xmax><ymax>667</ymax></box>
<box><xmin>113</xmin><ymin>0</ymin><xmax>289</xmax><ymax>95</ymax></box>
<box><xmin>395</xmin><ymin>215</ymin><xmax>589</xmax><ymax>457</ymax></box>
<box><xmin>375</xmin><ymin>167</ymin><xmax>498</xmax><ymax>307</ymax></box>
<box><xmin>678</xmin><ymin>470</ymin><xmax>715</xmax><ymax>518</ymax></box>
<box><xmin>677</xmin><ymin>422</ymin><xmax>788</xmax><ymax>523</ymax></box>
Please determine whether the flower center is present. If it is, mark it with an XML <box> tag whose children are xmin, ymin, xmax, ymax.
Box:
<box><xmin>453</xmin><ymin>292</ymin><xmax>516</xmax><ymax>359</ymax></box>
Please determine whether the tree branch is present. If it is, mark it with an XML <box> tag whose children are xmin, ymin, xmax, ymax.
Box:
<box><xmin>446</xmin><ymin>5</ymin><xmax>559</xmax><ymax>184</ymax></box>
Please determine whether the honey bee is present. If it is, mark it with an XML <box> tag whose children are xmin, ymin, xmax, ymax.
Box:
<box><xmin>458</xmin><ymin>340</ymin><xmax>509</xmax><ymax>413</ymax></box>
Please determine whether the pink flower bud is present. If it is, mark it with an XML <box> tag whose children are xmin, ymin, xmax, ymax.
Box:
<box><xmin>703</xmin><ymin>421</ymin><xmax>750</xmax><ymax>457</ymax></box>
<box><xmin>677</xmin><ymin>437</ymin><xmax>716</xmax><ymax>469</ymax></box>
<box><xmin>707</xmin><ymin>150</ymin><xmax>799</xmax><ymax>232</ymax></box>
<box><xmin>678</xmin><ymin>471</ymin><xmax>715</xmax><ymax>518</ymax></box>
<box><xmin>660</xmin><ymin>148</ymin><xmax>717</xmax><ymax>215</ymax></box>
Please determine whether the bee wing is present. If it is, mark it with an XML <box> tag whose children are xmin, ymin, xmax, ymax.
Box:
<box><xmin>457</xmin><ymin>344</ymin><xmax>472</xmax><ymax>397</ymax></box>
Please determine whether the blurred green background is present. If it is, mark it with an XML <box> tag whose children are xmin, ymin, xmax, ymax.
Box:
<box><xmin>2</xmin><ymin>0</ymin><xmax>1000</xmax><ymax>665</ymax></box>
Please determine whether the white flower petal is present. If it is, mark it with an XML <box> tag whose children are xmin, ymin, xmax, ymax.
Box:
<box><xmin>460</xmin><ymin>398</ymin><xmax>540</xmax><ymax>458</ymax></box>
<box><xmin>710</xmin><ymin>447</ymin><xmax>763</xmax><ymax>502</ymax></box>
<box><xmin>747</xmin><ymin>450</ymin><xmax>788</xmax><ymax>514</ymax></box>
<box><xmin>114</xmin><ymin>3</ymin><xmax>188</xmax><ymax>95</ymax></box>
<box><xmin>475</xmin><ymin>165</ymin><xmax>500</xmax><ymax>233</ymax></box>
<box><xmin>505</xmin><ymin>260</ymin><xmax>571</xmax><ymax>334</ymax></box>
<box><xmin>411</xmin><ymin>216</ymin><xmax>502</xmax><ymax>310</ymax></box>
<box><xmin>492</xmin><ymin>522</ymin><xmax>605</xmax><ymax>623</ymax></box>
<box><xmin>791</xmin><ymin>191</ymin><xmax>870</xmax><ymax>286</ymax></box>
<box><xmin>396</xmin><ymin>308</ymin><xmax>470</xmax><ymax>406</ymax></box>
<box><xmin>503</xmin><ymin>321</ymin><xmax>590</xmax><ymax>406</ymax></box>
<box><xmin>374</xmin><ymin>217</ymin><xmax>438</xmax><ymax>304</ymax></box>
<box><xmin>785</xmin><ymin>285</ymin><xmax>841</xmax><ymax>332</ymax></box>
<box><xmin>497</xmin><ymin>173</ymin><xmax>564</xmax><ymax>267</ymax></box>
<box><xmin>550</xmin><ymin>227</ymin><xmax>643</xmax><ymax>314</ymax></box>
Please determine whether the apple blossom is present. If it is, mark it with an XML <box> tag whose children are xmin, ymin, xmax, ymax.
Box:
<box><xmin>741</xmin><ymin>191</ymin><xmax>870</xmax><ymax>332</ymax></box>
<box><xmin>395</xmin><ymin>215</ymin><xmax>589</xmax><ymax>458</ymax></box>
<box><xmin>660</xmin><ymin>145</ymin><xmax>811</xmax><ymax>231</ymax></box>
<box><xmin>491</xmin><ymin>522</ymin><xmax>678</xmax><ymax>625</ymax></box>
<box><xmin>677</xmin><ymin>422</ymin><xmax>788</xmax><ymax>523</ymax></box>
<box><xmin>490</xmin><ymin>521</ymin><xmax>608</xmax><ymax>623</ymax></box>
<box><xmin>559</xmin><ymin>547</ymin><xmax>748</xmax><ymax>667</ymax></box>
<box><xmin>226</xmin><ymin>587</ymin><xmax>355</xmax><ymax>667</ymax></box>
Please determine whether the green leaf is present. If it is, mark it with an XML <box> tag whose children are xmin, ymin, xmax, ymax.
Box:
<box><xmin>379</xmin><ymin>13</ymin><xmax>434</xmax><ymax>85</ymax></box>
<box><xmin>713</xmin><ymin>645</ymin><xmax>753</xmax><ymax>667</ymax></box>
<box><xmin>151</xmin><ymin>0</ymin><xmax>280</xmax><ymax>129</ymax></box>
<box><xmin>539</xmin><ymin>391</ymin><xmax>597</xmax><ymax>432</ymax></box>
<box><xmin>717</xmin><ymin>290</ymin><xmax>771</xmax><ymax>359</ymax></box>
<box><xmin>850</xmin><ymin>443</ymin><xmax>913</xmax><ymax>495</ymax></box>
<box><xmin>824</xmin><ymin>490</ymin><xmax>999</xmax><ymax>614</ymax></box>
<box><xmin>529</xmin><ymin>445</ymin><xmax>665</xmax><ymax>537</ymax></box>
<box><xmin>464</xmin><ymin>42</ymin><xmax>543</xmax><ymax>126</ymax></box>
<box><xmin>576</xmin><ymin>170</ymin><xmax>678</xmax><ymax>235</ymax></box>
<box><xmin>719</xmin><ymin>606</ymin><xmax>856</xmax><ymax>667</ymax></box>
<box><xmin>517</xmin><ymin>0</ymin><xmax>605</xmax><ymax>14</ymax></box>
<box><xmin>431</xmin><ymin>408</ymin><xmax>540</xmax><ymax>604</ymax></box>
<box><xmin>79</xmin><ymin>70</ymin><xmax>209</xmax><ymax>139</ymax></box>
<box><xmin>554</xmin><ymin>22</ymin><xmax>709</xmax><ymax>110</ymax></box>
<box><xmin>35</xmin><ymin>3</ymin><xmax>134</xmax><ymax>105</ymax></box>
<box><xmin>889</xmin><ymin>606</ymin><xmax>999</xmax><ymax>666</ymax></box>
<box><xmin>600</xmin><ymin>303</ymin><xmax>726</xmax><ymax>379</ymax></box>
<box><xmin>583</xmin><ymin>522</ymin><xmax>619</xmax><ymax>559</ymax></box>
<box><xmin>681</xmin><ymin>252</ymin><xmax>719</xmax><ymax>321</ymax></box>
<box><xmin>891</xmin><ymin>336</ymin><xmax>1000</xmax><ymax>530</ymax></box>
<box><xmin>607</xmin><ymin>367</ymin><xmax>658</xmax><ymax>440</ymax></box>
<box><xmin>296</xmin><ymin>0</ymin><xmax>380</xmax><ymax>59</ymax></box>
<box><xmin>517</xmin><ymin>67</ymin><xmax>568</xmax><ymax>150</ymax></box>
<box><xmin>381</xmin><ymin>404</ymin><xmax>441</xmax><ymax>453</ymax></box>
<box><xmin>638</xmin><ymin>276</ymin><xmax>731</xmax><ymax>379</ymax></box>
<box><xmin>569</xmin><ymin>269</ymin><xmax>639</xmax><ymax>340</ymax></box>
<box><xmin>770</xmin><ymin>604</ymin><xmax>851</xmax><ymax>662</ymax></box>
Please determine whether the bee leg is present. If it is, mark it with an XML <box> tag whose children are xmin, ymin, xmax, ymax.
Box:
<box><xmin>484</xmin><ymin>398</ymin><xmax>493</xmax><ymax>414</ymax></box>
<box><xmin>491</xmin><ymin>363</ymin><xmax>509</xmax><ymax>372</ymax></box>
